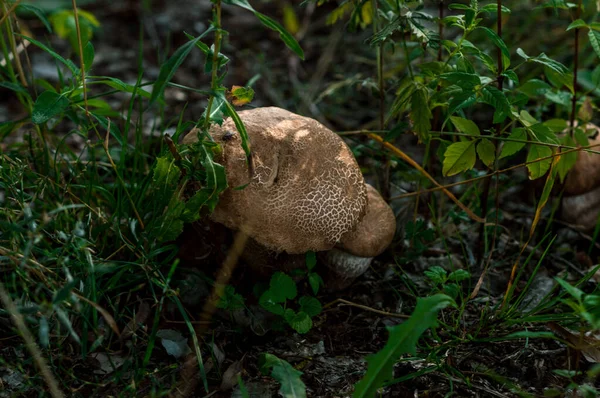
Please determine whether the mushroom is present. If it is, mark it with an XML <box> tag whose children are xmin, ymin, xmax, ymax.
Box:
<box><xmin>560</xmin><ymin>124</ymin><xmax>600</xmax><ymax>230</ymax></box>
<box><xmin>182</xmin><ymin>107</ymin><xmax>395</xmax><ymax>286</ymax></box>
<box><xmin>321</xmin><ymin>184</ymin><xmax>396</xmax><ymax>290</ymax></box>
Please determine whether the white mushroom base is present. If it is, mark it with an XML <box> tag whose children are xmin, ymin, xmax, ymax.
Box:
<box><xmin>322</xmin><ymin>248</ymin><xmax>373</xmax><ymax>290</ymax></box>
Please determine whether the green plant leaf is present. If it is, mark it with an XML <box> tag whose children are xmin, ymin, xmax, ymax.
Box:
<box><xmin>448</xmin><ymin>269</ymin><xmax>471</xmax><ymax>282</ymax></box>
<box><xmin>526</xmin><ymin>144</ymin><xmax>552</xmax><ymax>180</ymax></box>
<box><xmin>477</xmin><ymin>138</ymin><xmax>496</xmax><ymax>167</ymax></box>
<box><xmin>259</xmin><ymin>353</ymin><xmax>307</xmax><ymax>398</ymax></box>
<box><xmin>529</xmin><ymin>123</ymin><xmax>559</xmax><ymax>145</ymax></box>
<box><xmin>83</xmin><ymin>41</ymin><xmax>94</xmax><ymax>72</ymax></box>
<box><xmin>479</xmin><ymin>4</ymin><xmax>511</xmax><ymax>13</ymax></box>
<box><xmin>285</xmin><ymin>310</ymin><xmax>312</xmax><ymax>334</ymax></box>
<box><xmin>450</xmin><ymin>116</ymin><xmax>480</xmax><ymax>136</ymax></box>
<box><xmin>254</xmin><ymin>12</ymin><xmax>304</xmax><ymax>60</ymax></box>
<box><xmin>557</xmin><ymin>135</ymin><xmax>578</xmax><ymax>183</ymax></box>
<box><xmin>589</xmin><ymin>30</ymin><xmax>600</xmax><ymax>60</ymax></box>
<box><xmin>32</xmin><ymin>91</ymin><xmax>70</xmax><ymax>124</ymax></box>
<box><xmin>259</xmin><ymin>290</ymin><xmax>285</xmax><ymax>315</ymax></box>
<box><xmin>223</xmin><ymin>0</ymin><xmax>304</xmax><ymax>59</ymax></box>
<box><xmin>555</xmin><ymin>277</ymin><xmax>583</xmax><ymax>301</ymax></box>
<box><xmin>477</xmin><ymin>26</ymin><xmax>510</xmax><ymax>69</ymax></box>
<box><xmin>88</xmin><ymin>76</ymin><xmax>154</xmax><ymax>99</ymax></box>
<box><xmin>17</xmin><ymin>4</ymin><xmax>52</xmax><ymax>32</ymax></box>
<box><xmin>481</xmin><ymin>86</ymin><xmax>511</xmax><ymax>123</ymax></box>
<box><xmin>270</xmin><ymin>272</ymin><xmax>297</xmax><ymax>302</ymax></box>
<box><xmin>499</xmin><ymin>128</ymin><xmax>527</xmax><ymax>159</ymax></box>
<box><xmin>149</xmin><ymin>34</ymin><xmax>206</xmax><ymax>107</ymax></box>
<box><xmin>442</xmin><ymin>140</ymin><xmax>477</xmax><ymax>176</ymax></box>
<box><xmin>424</xmin><ymin>266</ymin><xmax>447</xmax><ymax>285</ymax></box>
<box><xmin>439</xmin><ymin>72</ymin><xmax>481</xmax><ymax>89</ymax></box>
<box><xmin>298</xmin><ymin>296</ymin><xmax>322</xmax><ymax>317</ymax></box>
<box><xmin>410</xmin><ymin>87</ymin><xmax>432</xmax><ymax>142</ymax></box>
<box><xmin>19</xmin><ymin>34</ymin><xmax>80</xmax><ymax>76</ymax></box>
<box><xmin>352</xmin><ymin>295</ymin><xmax>455</xmax><ymax>398</ymax></box>
<box><xmin>308</xmin><ymin>272</ymin><xmax>324</xmax><ymax>295</ymax></box>
<box><xmin>567</xmin><ymin>19</ymin><xmax>587</xmax><ymax>31</ymax></box>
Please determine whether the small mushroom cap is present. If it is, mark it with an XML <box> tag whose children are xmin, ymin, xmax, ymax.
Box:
<box><xmin>338</xmin><ymin>184</ymin><xmax>396</xmax><ymax>258</ymax></box>
<box><xmin>563</xmin><ymin>123</ymin><xmax>600</xmax><ymax>196</ymax></box>
<box><xmin>183</xmin><ymin>107</ymin><xmax>368</xmax><ymax>254</ymax></box>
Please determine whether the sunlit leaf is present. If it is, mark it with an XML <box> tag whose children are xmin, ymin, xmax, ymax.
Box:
<box><xmin>442</xmin><ymin>140</ymin><xmax>477</xmax><ymax>176</ymax></box>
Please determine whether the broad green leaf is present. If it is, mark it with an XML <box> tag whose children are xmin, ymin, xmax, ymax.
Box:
<box><xmin>298</xmin><ymin>296</ymin><xmax>322</xmax><ymax>317</ymax></box>
<box><xmin>32</xmin><ymin>91</ymin><xmax>70</xmax><ymax>124</ymax></box>
<box><xmin>308</xmin><ymin>272</ymin><xmax>324</xmax><ymax>295</ymax></box>
<box><xmin>442</xmin><ymin>140</ymin><xmax>477</xmax><ymax>176</ymax></box>
<box><xmin>285</xmin><ymin>310</ymin><xmax>312</xmax><ymax>334</ymax></box>
<box><xmin>529</xmin><ymin>123</ymin><xmax>559</xmax><ymax>145</ymax></box>
<box><xmin>410</xmin><ymin>87</ymin><xmax>432</xmax><ymax>142</ymax></box>
<box><xmin>574</xmin><ymin>127</ymin><xmax>590</xmax><ymax>147</ymax></box>
<box><xmin>149</xmin><ymin>34</ymin><xmax>206</xmax><ymax>107</ymax></box>
<box><xmin>19</xmin><ymin>34</ymin><xmax>80</xmax><ymax>76</ymax></box>
<box><xmin>567</xmin><ymin>19</ymin><xmax>587</xmax><ymax>31</ymax></box>
<box><xmin>481</xmin><ymin>86</ymin><xmax>511</xmax><ymax>123</ymax></box>
<box><xmin>557</xmin><ymin>135</ymin><xmax>578</xmax><ymax>182</ymax></box>
<box><xmin>526</xmin><ymin>144</ymin><xmax>552</xmax><ymax>180</ymax></box>
<box><xmin>424</xmin><ymin>266</ymin><xmax>447</xmax><ymax>285</ymax></box>
<box><xmin>518</xmin><ymin>79</ymin><xmax>551</xmax><ymax>97</ymax></box>
<box><xmin>450</xmin><ymin>116</ymin><xmax>480</xmax><ymax>136</ymax></box>
<box><xmin>589</xmin><ymin>30</ymin><xmax>600</xmax><ymax>60</ymax></box>
<box><xmin>352</xmin><ymin>295</ymin><xmax>455</xmax><ymax>398</ymax></box>
<box><xmin>49</xmin><ymin>9</ymin><xmax>98</xmax><ymax>53</ymax></box>
<box><xmin>439</xmin><ymin>72</ymin><xmax>480</xmax><ymax>89</ymax></box>
<box><xmin>543</xmin><ymin>118</ymin><xmax>568</xmax><ymax>133</ymax></box>
<box><xmin>259</xmin><ymin>353</ymin><xmax>307</xmax><ymax>398</ymax></box>
<box><xmin>545</xmin><ymin>66</ymin><xmax>574</xmax><ymax>93</ymax></box>
<box><xmin>517</xmin><ymin>49</ymin><xmax>570</xmax><ymax>76</ymax></box>
<box><xmin>479</xmin><ymin>4</ymin><xmax>511</xmax><ymax>13</ymax></box>
<box><xmin>477</xmin><ymin>26</ymin><xmax>510</xmax><ymax>69</ymax></box>
<box><xmin>83</xmin><ymin>41</ymin><xmax>94</xmax><ymax>72</ymax></box>
<box><xmin>270</xmin><ymin>272</ymin><xmax>297</xmax><ymax>302</ymax></box>
<box><xmin>477</xmin><ymin>138</ymin><xmax>496</xmax><ymax>167</ymax></box>
<box><xmin>448</xmin><ymin>269</ymin><xmax>471</xmax><ymax>282</ymax></box>
<box><xmin>259</xmin><ymin>291</ymin><xmax>285</xmax><ymax>315</ymax></box>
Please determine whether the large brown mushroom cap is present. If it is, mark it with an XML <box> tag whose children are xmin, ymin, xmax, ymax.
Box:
<box><xmin>563</xmin><ymin>124</ymin><xmax>600</xmax><ymax>196</ymax></box>
<box><xmin>338</xmin><ymin>184</ymin><xmax>396</xmax><ymax>257</ymax></box>
<box><xmin>183</xmin><ymin>107</ymin><xmax>368</xmax><ymax>253</ymax></box>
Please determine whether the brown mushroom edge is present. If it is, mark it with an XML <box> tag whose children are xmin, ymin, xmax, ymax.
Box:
<box><xmin>320</xmin><ymin>184</ymin><xmax>396</xmax><ymax>290</ymax></box>
<box><xmin>560</xmin><ymin>124</ymin><xmax>600</xmax><ymax>231</ymax></box>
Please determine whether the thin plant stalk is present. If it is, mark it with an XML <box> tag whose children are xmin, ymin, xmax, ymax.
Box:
<box><xmin>569</xmin><ymin>0</ymin><xmax>583</xmax><ymax>136</ymax></box>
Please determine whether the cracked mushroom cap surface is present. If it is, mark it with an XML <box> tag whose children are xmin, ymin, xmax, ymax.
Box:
<box><xmin>563</xmin><ymin>123</ymin><xmax>600</xmax><ymax>196</ymax></box>
<box><xmin>183</xmin><ymin>107</ymin><xmax>368</xmax><ymax>254</ymax></box>
<box><xmin>338</xmin><ymin>184</ymin><xmax>396</xmax><ymax>258</ymax></box>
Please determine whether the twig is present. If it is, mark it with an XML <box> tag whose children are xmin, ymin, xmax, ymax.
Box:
<box><xmin>322</xmin><ymin>298</ymin><xmax>409</xmax><ymax>319</ymax></box>
<box><xmin>368</xmin><ymin>133</ymin><xmax>485</xmax><ymax>223</ymax></box>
